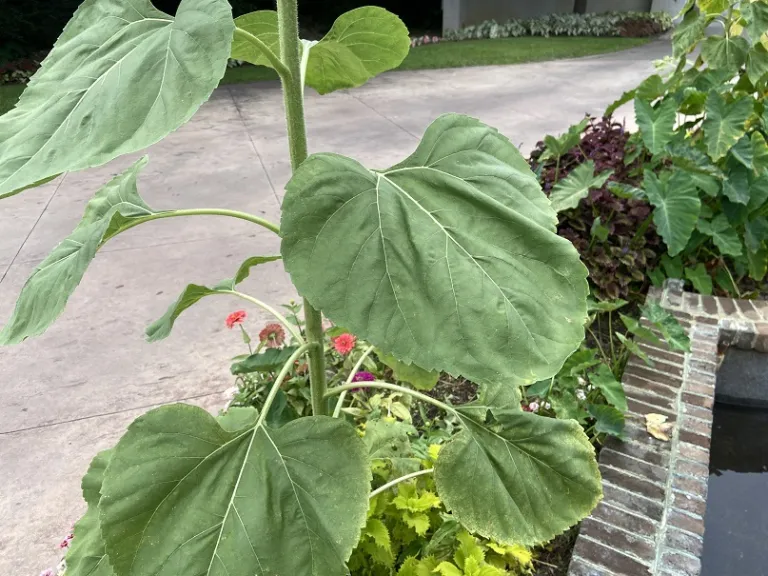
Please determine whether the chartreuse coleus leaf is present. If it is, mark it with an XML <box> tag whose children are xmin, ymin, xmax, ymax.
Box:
<box><xmin>99</xmin><ymin>404</ymin><xmax>370</xmax><ymax>576</ymax></box>
<box><xmin>635</xmin><ymin>97</ymin><xmax>677</xmax><ymax>155</ymax></box>
<box><xmin>0</xmin><ymin>158</ymin><xmax>157</xmax><ymax>345</ymax></box>
<box><xmin>281</xmin><ymin>114</ymin><xmax>589</xmax><ymax>388</ymax></box>
<box><xmin>549</xmin><ymin>160</ymin><xmax>613</xmax><ymax>213</ymax></box>
<box><xmin>434</xmin><ymin>409</ymin><xmax>600</xmax><ymax>546</ymax></box>
<box><xmin>644</xmin><ymin>170</ymin><xmax>701</xmax><ymax>257</ymax></box>
<box><xmin>233</xmin><ymin>7</ymin><xmax>410</xmax><ymax>94</ymax></box>
<box><xmin>66</xmin><ymin>450</ymin><xmax>114</xmax><ymax>576</ymax></box>
<box><xmin>0</xmin><ymin>0</ymin><xmax>233</xmax><ymax>199</ymax></box>
<box><xmin>703</xmin><ymin>91</ymin><xmax>753</xmax><ymax>160</ymax></box>
<box><xmin>146</xmin><ymin>255</ymin><xmax>281</xmax><ymax>341</ymax></box>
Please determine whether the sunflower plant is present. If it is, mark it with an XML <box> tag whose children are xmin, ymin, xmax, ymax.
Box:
<box><xmin>0</xmin><ymin>1</ymin><xmax>602</xmax><ymax>575</ymax></box>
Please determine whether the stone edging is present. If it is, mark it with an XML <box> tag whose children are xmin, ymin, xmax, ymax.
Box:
<box><xmin>567</xmin><ymin>280</ymin><xmax>768</xmax><ymax>576</ymax></box>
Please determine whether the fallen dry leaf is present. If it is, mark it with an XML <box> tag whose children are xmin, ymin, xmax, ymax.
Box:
<box><xmin>645</xmin><ymin>413</ymin><xmax>674</xmax><ymax>442</ymax></box>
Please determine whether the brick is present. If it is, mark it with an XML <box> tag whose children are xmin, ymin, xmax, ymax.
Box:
<box><xmin>683</xmin><ymin>292</ymin><xmax>701</xmax><ymax>311</ymax></box>
<box><xmin>671</xmin><ymin>310</ymin><xmax>695</xmax><ymax>322</ymax></box>
<box><xmin>600</xmin><ymin>465</ymin><xmax>665</xmax><ymax>501</ymax></box>
<box><xmin>672</xmin><ymin>473</ymin><xmax>708</xmax><ymax>498</ymax></box>
<box><xmin>736</xmin><ymin>299</ymin><xmax>763</xmax><ymax>322</ymax></box>
<box><xmin>602</xmin><ymin>483</ymin><xmax>664</xmax><ymax>521</ymax></box>
<box><xmin>600</xmin><ymin>449</ymin><xmax>669</xmax><ymax>483</ymax></box>
<box><xmin>664</xmin><ymin>527</ymin><xmax>704</xmax><ymax>557</ymax></box>
<box><xmin>719</xmin><ymin>297</ymin><xmax>737</xmax><ymax>316</ymax></box>
<box><xmin>678</xmin><ymin>442</ymin><xmax>710</xmax><ymax>464</ymax></box>
<box><xmin>667</xmin><ymin>509</ymin><xmax>705</xmax><ymax>536</ymax></box>
<box><xmin>613</xmin><ymin>422</ymin><xmax>672</xmax><ymax>452</ymax></box>
<box><xmin>687</xmin><ymin>358</ymin><xmax>718</xmax><ymax>374</ymax></box>
<box><xmin>579</xmin><ymin>518</ymin><xmax>656</xmax><ymax>562</ymax></box>
<box><xmin>626</xmin><ymin>362</ymin><xmax>684</xmax><ymax>380</ymax></box>
<box><xmin>680</xmin><ymin>415</ymin><xmax>711</xmax><ymax>437</ymax></box>
<box><xmin>604</xmin><ymin>436</ymin><xmax>669</xmax><ymax>467</ymax></box>
<box><xmin>682</xmin><ymin>392</ymin><xmax>714</xmax><ymax>410</ymax></box>
<box><xmin>687</xmin><ymin>370</ymin><xmax>716</xmax><ymax>386</ymax></box>
<box><xmin>623</xmin><ymin>375</ymin><xmax>678</xmax><ymax>399</ymax></box>
<box><xmin>626</xmin><ymin>386</ymin><xmax>678</xmax><ymax>412</ymax></box>
<box><xmin>636</xmin><ymin>343</ymin><xmax>685</xmax><ymax>364</ymax></box>
<box><xmin>696</xmin><ymin>315</ymin><xmax>720</xmax><ymax>325</ymax></box>
<box><xmin>672</xmin><ymin>490</ymin><xmax>707</xmax><ymax>516</ymax></box>
<box><xmin>661</xmin><ymin>551</ymin><xmax>701</xmax><ymax>575</ymax></box>
<box><xmin>685</xmin><ymin>381</ymin><xmax>715</xmax><ymax>396</ymax></box>
<box><xmin>628</xmin><ymin>397</ymin><xmax>677</xmax><ymax>420</ymax></box>
<box><xmin>682</xmin><ymin>403</ymin><xmax>713</xmax><ymax>422</ymax></box>
<box><xmin>720</xmin><ymin>318</ymin><xmax>757</xmax><ymax>349</ymax></box>
<box><xmin>700</xmin><ymin>295</ymin><xmax>719</xmax><ymax>316</ymax></box>
<box><xmin>567</xmin><ymin>557</ymin><xmax>611</xmax><ymax>576</ymax></box>
<box><xmin>572</xmin><ymin>537</ymin><xmax>652</xmax><ymax>575</ymax></box>
<box><xmin>690</xmin><ymin>338</ymin><xmax>717</xmax><ymax>354</ymax></box>
<box><xmin>590</xmin><ymin>501</ymin><xmax>658</xmax><ymax>539</ymax></box>
<box><xmin>679</xmin><ymin>429</ymin><xmax>711</xmax><ymax>449</ymax></box>
<box><xmin>673</xmin><ymin>458</ymin><xmax>709</xmax><ymax>480</ymax></box>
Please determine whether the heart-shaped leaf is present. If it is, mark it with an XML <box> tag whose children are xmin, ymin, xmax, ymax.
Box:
<box><xmin>549</xmin><ymin>160</ymin><xmax>613</xmax><ymax>213</ymax></box>
<box><xmin>589</xmin><ymin>364</ymin><xmax>627</xmax><ymax>412</ymax></box>
<box><xmin>99</xmin><ymin>404</ymin><xmax>371</xmax><ymax>576</ymax></box>
<box><xmin>703</xmin><ymin>91</ymin><xmax>753</xmax><ymax>160</ymax></box>
<box><xmin>281</xmin><ymin>114</ymin><xmax>588</xmax><ymax>387</ymax></box>
<box><xmin>747</xmin><ymin>244</ymin><xmax>768</xmax><ymax>280</ymax></box>
<box><xmin>723</xmin><ymin>161</ymin><xmax>751</xmax><ymax>205</ymax></box>
<box><xmin>747</xmin><ymin>44</ymin><xmax>768</xmax><ymax>85</ymax></box>
<box><xmin>230</xmin><ymin>346</ymin><xmax>300</xmax><ymax>374</ymax></box>
<box><xmin>231</xmin><ymin>11</ymin><xmax>280</xmax><ymax>66</ymax></box>
<box><xmin>698</xmin><ymin>214</ymin><xmax>743</xmax><ymax>256</ymax></box>
<box><xmin>233</xmin><ymin>7</ymin><xmax>409</xmax><ymax>95</ymax></box>
<box><xmin>743</xmin><ymin>0</ymin><xmax>768</xmax><ymax>44</ymax></box>
<box><xmin>0</xmin><ymin>159</ymin><xmax>156</xmax><ymax>345</ymax></box>
<box><xmin>685</xmin><ymin>263</ymin><xmax>714</xmax><ymax>295</ymax></box>
<box><xmin>0</xmin><ymin>0</ymin><xmax>233</xmax><ymax>199</ymax></box>
<box><xmin>616</xmin><ymin>333</ymin><xmax>653</xmax><ymax>367</ymax></box>
<box><xmin>635</xmin><ymin>97</ymin><xmax>677</xmax><ymax>155</ymax></box>
<box><xmin>672</xmin><ymin>8</ymin><xmax>707</xmax><ymax>57</ymax></box>
<box><xmin>701</xmin><ymin>35</ymin><xmax>749</xmax><ymax>71</ymax></box>
<box><xmin>66</xmin><ymin>450</ymin><xmax>114</xmax><ymax>576</ymax></box>
<box><xmin>587</xmin><ymin>404</ymin><xmax>625</xmax><ymax>438</ymax></box>
<box><xmin>433</xmin><ymin>410</ymin><xmax>601</xmax><ymax>546</ymax></box>
<box><xmin>146</xmin><ymin>255</ymin><xmax>281</xmax><ymax>341</ymax></box>
<box><xmin>644</xmin><ymin>170</ymin><xmax>701</xmax><ymax>257</ymax></box>
<box><xmin>745</xmin><ymin>216</ymin><xmax>768</xmax><ymax>252</ymax></box>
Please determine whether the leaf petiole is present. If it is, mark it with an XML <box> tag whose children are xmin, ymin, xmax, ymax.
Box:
<box><xmin>325</xmin><ymin>381</ymin><xmax>455</xmax><ymax>415</ymax></box>
<box><xmin>257</xmin><ymin>342</ymin><xmax>318</xmax><ymax>426</ymax></box>
<box><xmin>233</xmin><ymin>27</ymin><xmax>291</xmax><ymax>81</ymax></box>
<box><xmin>332</xmin><ymin>345</ymin><xmax>376</xmax><ymax>418</ymax></box>
<box><xmin>225</xmin><ymin>290</ymin><xmax>306</xmax><ymax>344</ymax></box>
<box><xmin>368</xmin><ymin>468</ymin><xmax>434</xmax><ymax>499</ymax></box>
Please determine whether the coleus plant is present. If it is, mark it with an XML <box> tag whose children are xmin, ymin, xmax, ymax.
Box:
<box><xmin>0</xmin><ymin>1</ymin><xmax>601</xmax><ymax>575</ymax></box>
<box><xmin>606</xmin><ymin>0</ymin><xmax>768</xmax><ymax>295</ymax></box>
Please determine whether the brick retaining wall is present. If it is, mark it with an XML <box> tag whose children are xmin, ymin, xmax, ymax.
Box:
<box><xmin>567</xmin><ymin>280</ymin><xmax>768</xmax><ymax>576</ymax></box>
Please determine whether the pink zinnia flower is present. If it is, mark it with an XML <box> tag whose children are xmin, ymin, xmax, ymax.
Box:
<box><xmin>225</xmin><ymin>310</ymin><xmax>246</xmax><ymax>329</ymax></box>
<box><xmin>352</xmin><ymin>371</ymin><xmax>375</xmax><ymax>383</ymax></box>
<box><xmin>333</xmin><ymin>333</ymin><xmax>356</xmax><ymax>355</ymax></box>
<box><xmin>59</xmin><ymin>533</ymin><xmax>74</xmax><ymax>549</ymax></box>
<box><xmin>40</xmin><ymin>570</ymin><xmax>55</xmax><ymax>576</ymax></box>
<box><xmin>258</xmin><ymin>323</ymin><xmax>286</xmax><ymax>348</ymax></box>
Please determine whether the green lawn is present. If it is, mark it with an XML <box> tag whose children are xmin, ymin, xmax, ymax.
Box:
<box><xmin>0</xmin><ymin>36</ymin><xmax>650</xmax><ymax>115</ymax></box>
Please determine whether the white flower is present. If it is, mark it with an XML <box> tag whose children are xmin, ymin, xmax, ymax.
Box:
<box><xmin>56</xmin><ymin>559</ymin><xmax>67</xmax><ymax>576</ymax></box>
<box><xmin>577</xmin><ymin>376</ymin><xmax>586</xmax><ymax>387</ymax></box>
<box><xmin>528</xmin><ymin>401</ymin><xmax>540</xmax><ymax>412</ymax></box>
<box><xmin>576</xmin><ymin>389</ymin><xmax>587</xmax><ymax>401</ymax></box>
<box><xmin>544</xmin><ymin>402</ymin><xmax>551</xmax><ymax>410</ymax></box>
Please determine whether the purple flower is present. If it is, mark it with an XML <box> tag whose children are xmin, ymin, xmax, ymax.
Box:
<box><xmin>40</xmin><ymin>570</ymin><xmax>55</xmax><ymax>576</ymax></box>
<box><xmin>352</xmin><ymin>371</ymin><xmax>375</xmax><ymax>383</ymax></box>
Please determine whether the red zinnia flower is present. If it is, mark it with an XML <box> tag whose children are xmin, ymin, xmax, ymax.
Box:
<box><xmin>333</xmin><ymin>333</ymin><xmax>356</xmax><ymax>355</ymax></box>
<box><xmin>226</xmin><ymin>310</ymin><xmax>246</xmax><ymax>329</ymax></box>
<box><xmin>259</xmin><ymin>323</ymin><xmax>286</xmax><ymax>348</ymax></box>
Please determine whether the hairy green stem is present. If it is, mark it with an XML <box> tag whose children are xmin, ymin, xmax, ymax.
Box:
<box><xmin>325</xmin><ymin>381</ymin><xmax>455</xmax><ymax>415</ymax></box>
<box><xmin>226</xmin><ymin>290</ymin><xmax>305</xmax><ymax>344</ymax></box>
<box><xmin>332</xmin><ymin>345</ymin><xmax>376</xmax><ymax>418</ymax></box>
<box><xmin>369</xmin><ymin>469</ymin><xmax>435</xmax><ymax>499</ymax></box>
<box><xmin>233</xmin><ymin>27</ymin><xmax>291</xmax><ymax>80</ymax></box>
<box><xmin>277</xmin><ymin>0</ymin><xmax>327</xmax><ymax>415</ymax></box>
<box><xmin>119</xmin><ymin>208</ymin><xmax>280</xmax><ymax>235</ymax></box>
<box><xmin>257</xmin><ymin>342</ymin><xmax>317</xmax><ymax>426</ymax></box>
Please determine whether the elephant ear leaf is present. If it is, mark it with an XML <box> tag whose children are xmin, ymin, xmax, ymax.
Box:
<box><xmin>643</xmin><ymin>170</ymin><xmax>701</xmax><ymax>257</ymax></box>
<box><xmin>0</xmin><ymin>0</ymin><xmax>234</xmax><ymax>199</ymax></box>
<box><xmin>0</xmin><ymin>158</ymin><xmax>156</xmax><ymax>345</ymax></box>
<box><xmin>281</xmin><ymin>113</ymin><xmax>589</xmax><ymax>388</ymax></box>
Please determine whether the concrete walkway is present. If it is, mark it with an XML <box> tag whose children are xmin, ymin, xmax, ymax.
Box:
<box><xmin>0</xmin><ymin>39</ymin><xmax>670</xmax><ymax>574</ymax></box>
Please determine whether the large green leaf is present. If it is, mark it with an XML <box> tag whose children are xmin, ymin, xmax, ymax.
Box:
<box><xmin>685</xmin><ymin>263</ymin><xmax>714</xmax><ymax>295</ymax></box>
<box><xmin>230</xmin><ymin>346</ymin><xmax>300</xmax><ymax>375</ymax></box>
<box><xmin>703</xmin><ymin>92</ymin><xmax>753</xmax><ymax>160</ymax></box>
<box><xmin>698</xmin><ymin>214</ymin><xmax>744</xmax><ymax>255</ymax></box>
<box><xmin>146</xmin><ymin>255</ymin><xmax>280</xmax><ymax>341</ymax></box>
<box><xmin>747</xmin><ymin>43</ymin><xmax>768</xmax><ymax>85</ymax></box>
<box><xmin>635</xmin><ymin>97</ymin><xmax>677</xmax><ymax>155</ymax></box>
<box><xmin>66</xmin><ymin>450</ymin><xmax>114</xmax><ymax>576</ymax></box>
<box><xmin>587</xmin><ymin>404</ymin><xmax>625</xmax><ymax>438</ymax></box>
<box><xmin>377</xmin><ymin>350</ymin><xmax>439</xmax><ymax>391</ymax></box>
<box><xmin>701</xmin><ymin>35</ymin><xmax>749</xmax><ymax>71</ymax></box>
<box><xmin>0</xmin><ymin>159</ymin><xmax>156</xmax><ymax>345</ymax></box>
<box><xmin>0</xmin><ymin>0</ymin><xmax>233</xmax><ymax>199</ymax></box>
<box><xmin>281</xmin><ymin>114</ymin><xmax>588</xmax><ymax>387</ymax></box>
<box><xmin>433</xmin><ymin>410</ymin><xmax>600</xmax><ymax>546</ymax></box>
<box><xmin>723</xmin><ymin>161</ymin><xmax>751</xmax><ymax>204</ymax></box>
<box><xmin>231</xmin><ymin>11</ymin><xmax>279</xmax><ymax>67</ymax></box>
<box><xmin>589</xmin><ymin>363</ymin><xmax>627</xmax><ymax>412</ymax></box>
<box><xmin>549</xmin><ymin>161</ymin><xmax>613</xmax><ymax>213</ymax></box>
<box><xmin>644</xmin><ymin>170</ymin><xmax>701</xmax><ymax>256</ymax></box>
<box><xmin>747</xmin><ymin>244</ymin><xmax>768</xmax><ymax>280</ymax></box>
<box><xmin>540</xmin><ymin>118</ymin><xmax>589</xmax><ymax>161</ymax></box>
<box><xmin>743</xmin><ymin>0</ymin><xmax>768</xmax><ymax>44</ymax></box>
<box><xmin>672</xmin><ymin>8</ymin><xmax>707</xmax><ymax>57</ymax></box>
<box><xmin>753</xmin><ymin>132</ymin><xmax>768</xmax><ymax>173</ymax></box>
<box><xmin>745</xmin><ymin>216</ymin><xmax>768</xmax><ymax>252</ymax></box>
<box><xmin>99</xmin><ymin>404</ymin><xmax>371</xmax><ymax>576</ymax></box>
<box><xmin>233</xmin><ymin>7</ymin><xmax>409</xmax><ymax>95</ymax></box>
